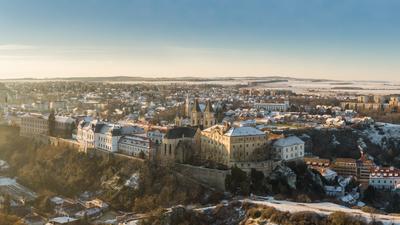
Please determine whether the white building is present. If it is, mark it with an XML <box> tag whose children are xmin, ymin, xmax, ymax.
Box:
<box><xmin>77</xmin><ymin>120</ymin><xmax>144</xmax><ymax>153</ymax></box>
<box><xmin>324</xmin><ymin>185</ymin><xmax>344</xmax><ymax>197</ymax></box>
<box><xmin>50</xmin><ymin>100</ymin><xmax>67</xmax><ymax>111</ymax></box>
<box><xmin>95</xmin><ymin>124</ymin><xmax>123</xmax><ymax>152</ymax></box>
<box><xmin>76</xmin><ymin>120</ymin><xmax>104</xmax><ymax>150</ymax></box>
<box><xmin>254</xmin><ymin>100</ymin><xmax>289</xmax><ymax>112</ymax></box>
<box><xmin>118</xmin><ymin>135</ymin><xmax>152</xmax><ymax>158</ymax></box>
<box><xmin>147</xmin><ymin>128</ymin><xmax>166</xmax><ymax>145</ymax></box>
<box><xmin>273</xmin><ymin>135</ymin><xmax>305</xmax><ymax>161</ymax></box>
<box><xmin>369</xmin><ymin>167</ymin><xmax>400</xmax><ymax>190</ymax></box>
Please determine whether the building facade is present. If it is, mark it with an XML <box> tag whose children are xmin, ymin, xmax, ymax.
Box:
<box><xmin>95</xmin><ymin>124</ymin><xmax>122</xmax><ymax>152</ymax></box>
<box><xmin>20</xmin><ymin>113</ymin><xmax>49</xmax><ymax>137</ymax></box>
<box><xmin>273</xmin><ymin>136</ymin><xmax>305</xmax><ymax>161</ymax></box>
<box><xmin>331</xmin><ymin>158</ymin><xmax>357</xmax><ymax>177</ymax></box>
<box><xmin>254</xmin><ymin>100</ymin><xmax>289</xmax><ymax>112</ymax></box>
<box><xmin>200</xmin><ymin>124</ymin><xmax>268</xmax><ymax>167</ymax></box>
<box><xmin>118</xmin><ymin>135</ymin><xmax>152</xmax><ymax>158</ymax></box>
<box><xmin>369</xmin><ymin>167</ymin><xmax>400</xmax><ymax>190</ymax></box>
<box><xmin>176</xmin><ymin>98</ymin><xmax>216</xmax><ymax>129</ymax></box>
<box><xmin>159</xmin><ymin>127</ymin><xmax>199</xmax><ymax>163</ymax></box>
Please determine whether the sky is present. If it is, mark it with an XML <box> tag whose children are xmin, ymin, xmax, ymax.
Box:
<box><xmin>0</xmin><ymin>0</ymin><xmax>400</xmax><ymax>80</ymax></box>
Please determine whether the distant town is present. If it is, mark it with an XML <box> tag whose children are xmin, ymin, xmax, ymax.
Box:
<box><xmin>1</xmin><ymin>77</ymin><xmax>400</xmax><ymax>225</ymax></box>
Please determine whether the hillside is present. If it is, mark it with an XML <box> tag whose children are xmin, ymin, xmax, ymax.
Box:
<box><xmin>287</xmin><ymin>124</ymin><xmax>400</xmax><ymax>167</ymax></box>
<box><xmin>0</xmin><ymin>126</ymin><xmax>221</xmax><ymax>213</ymax></box>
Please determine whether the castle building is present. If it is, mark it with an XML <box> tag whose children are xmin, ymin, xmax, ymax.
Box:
<box><xmin>20</xmin><ymin>113</ymin><xmax>75</xmax><ymax>138</ymax></box>
<box><xmin>20</xmin><ymin>113</ymin><xmax>49</xmax><ymax>137</ymax></box>
<box><xmin>200</xmin><ymin>124</ymin><xmax>268</xmax><ymax>167</ymax></box>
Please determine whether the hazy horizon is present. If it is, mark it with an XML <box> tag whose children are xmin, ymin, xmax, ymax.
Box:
<box><xmin>1</xmin><ymin>0</ymin><xmax>400</xmax><ymax>81</ymax></box>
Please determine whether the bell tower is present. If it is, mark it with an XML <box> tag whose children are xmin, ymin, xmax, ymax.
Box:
<box><xmin>191</xmin><ymin>98</ymin><xmax>202</xmax><ymax>127</ymax></box>
<box><xmin>203</xmin><ymin>100</ymin><xmax>215</xmax><ymax>128</ymax></box>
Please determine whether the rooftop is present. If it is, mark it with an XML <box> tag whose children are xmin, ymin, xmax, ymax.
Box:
<box><xmin>224</xmin><ymin>126</ymin><xmax>265</xmax><ymax>137</ymax></box>
<box><xmin>164</xmin><ymin>127</ymin><xmax>197</xmax><ymax>139</ymax></box>
<box><xmin>273</xmin><ymin>136</ymin><xmax>304</xmax><ymax>147</ymax></box>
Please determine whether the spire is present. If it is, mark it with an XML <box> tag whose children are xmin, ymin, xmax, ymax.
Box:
<box><xmin>204</xmin><ymin>100</ymin><xmax>213</xmax><ymax>113</ymax></box>
<box><xmin>192</xmin><ymin>98</ymin><xmax>201</xmax><ymax>112</ymax></box>
<box><xmin>186</xmin><ymin>94</ymin><xmax>190</xmax><ymax>103</ymax></box>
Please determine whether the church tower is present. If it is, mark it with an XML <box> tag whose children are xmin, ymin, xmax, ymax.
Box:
<box><xmin>191</xmin><ymin>99</ymin><xmax>202</xmax><ymax>127</ymax></box>
<box><xmin>203</xmin><ymin>100</ymin><xmax>215</xmax><ymax>128</ymax></box>
<box><xmin>185</xmin><ymin>94</ymin><xmax>192</xmax><ymax>117</ymax></box>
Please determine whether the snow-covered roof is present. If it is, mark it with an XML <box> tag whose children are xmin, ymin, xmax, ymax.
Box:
<box><xmin>273</xmin><ymin>136</ymin><xmax>304</xmax><ymax>147</ymax></box>
<box><xmin>48</xmin><ymin>217</ymin><xmax>78</xmax><ymax>223</ymax></box>
<box><xmin>55</xmin><ymin>116</ymin><xmax>75</xmax><ymax>124</ymax></box>
<box><xmin>224</xmin><ymin>127</ymin><xmax>265</xmax><ymax>137</ymax></box>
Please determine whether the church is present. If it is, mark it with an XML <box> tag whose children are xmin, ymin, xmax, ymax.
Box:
<box><xmin>175</xmin><ymin>96</ymin><xmax>216</xmax><ymax>130</ymax></box>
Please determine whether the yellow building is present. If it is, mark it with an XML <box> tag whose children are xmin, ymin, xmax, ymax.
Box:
<box><xmin>200</xmin><ymin>124</ymin><xmax>267</xmax><ymax>167</ymax></box>
<box><xmin>20</xmin><ymin>113</ymin><xmax>49</xmax><ymax>137</ymax></box>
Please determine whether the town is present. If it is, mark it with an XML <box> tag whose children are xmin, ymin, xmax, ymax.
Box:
<box><xmin>1</xmin><ymin>78</ymin><xmax>400</xmax><ymax>224</ymax></box>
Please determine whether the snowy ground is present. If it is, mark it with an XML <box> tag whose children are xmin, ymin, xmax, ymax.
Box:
<box><xmin>124</xmin><ymin>172</ymin><xmax>140</xmax><ymax>189</ymax></box>
<box><xmin>245</xmin><ymin>197</ymin><xmax>400</xmax><ymax>225</ymax></box>
<box><xmin>363</xmin><ymin>123</ymin><xmax>400</xmax><ymax>149</ymax></box>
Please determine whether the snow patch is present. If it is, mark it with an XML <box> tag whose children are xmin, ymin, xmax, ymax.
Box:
<box><xmin>125</xmin><ymin>172</ymin><xmax>140</xmax><ymax>189</ymax></box>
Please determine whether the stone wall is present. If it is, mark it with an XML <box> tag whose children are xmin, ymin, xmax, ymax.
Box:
<box><xmin>175</xmin><ymin>163</ymin><xmax>230</xmax><ymax>191</ymax></box>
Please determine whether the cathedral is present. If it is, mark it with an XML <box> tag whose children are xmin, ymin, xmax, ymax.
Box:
<box><xmin>175</xmin><ymin>96</ymin><xmax>216</xmax><ymax>129</ymax></box>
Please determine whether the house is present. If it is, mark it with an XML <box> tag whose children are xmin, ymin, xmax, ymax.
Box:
<box><xmin>95</xmin><ymin>123</ymin><xmax>123</xmax><ymax>152</ymax></box>
<box><xmin>83</xmin><ymin>198</ymin><xmax>109</xmax><ymax>210</ymax></box>
<box><xmin>331</xmin><ymin>158</ymin><xmax>357</xmax><ymax>178</ymax></box>
<box><xmin>55</xmin><ymin>201</ymin><xmax>84</xmax><ymax>217</ymax></box>
<box><xmin>76</xmin><ymin>120</ymin><xmax>105</xmax><ymax>151</ymax></box>
<box><xmin>75</xmin><ymin>207</ymin><xmax>102</xmax><ymax>219</ymax></box>
<box><xmin>49</xmin><ymin>196</ymin><xmax>65</xmax><ymax>207</ymax></box>
<box><xmin>22</xmin><ymin>213</ymin><xmax>46</xmax><ymax>225</ymax></box>
<box><xmin>273</xmin><ymin>136</ymin><xmax>305</xmax><ymax>161</ymax></box>
<box><xmin>324</xmin><ymin>185</ymin><xmax>344</xmax><ymax>197</ymax></box>
<box><xmin>304</xmin><ymin>157</ymin><xmax>330</xmax><ymax>169</ymax></box>
<box><xmin>369</xmin><ymin>166</ymin><xmax>400</xmax><ymax>190</ymax></box>
<box><xmin>118</xmin><ymin>135</ymin><xmax>153</xmax><ymax>158</ymax></box>
<box><xmin>46</xmin><ymin>217</ymin><xmax>78</xmax><ymax>225</ymax></box>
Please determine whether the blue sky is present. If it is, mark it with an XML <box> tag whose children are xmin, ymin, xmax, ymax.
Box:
<box><xmin>0</xmin><ymin>0</ymin><xmax>399</xmax><ymax>80</ymax></box>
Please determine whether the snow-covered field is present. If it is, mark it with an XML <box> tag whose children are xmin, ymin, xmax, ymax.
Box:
<box><xmin>107</xmin><ymin>78</ymin><xmax>400</xmax><ymax>95</ymax></box>
<box><xmin>246</xmin><ymin>197</ymin><xmax>400</xmax><ymax>225</ymax></box>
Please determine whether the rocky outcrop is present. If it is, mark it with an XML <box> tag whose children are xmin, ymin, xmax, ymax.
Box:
<box><xmin>269</xmin><ymin>164</ymin><xmax>297</xmax><ymax>189</ymax></box>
